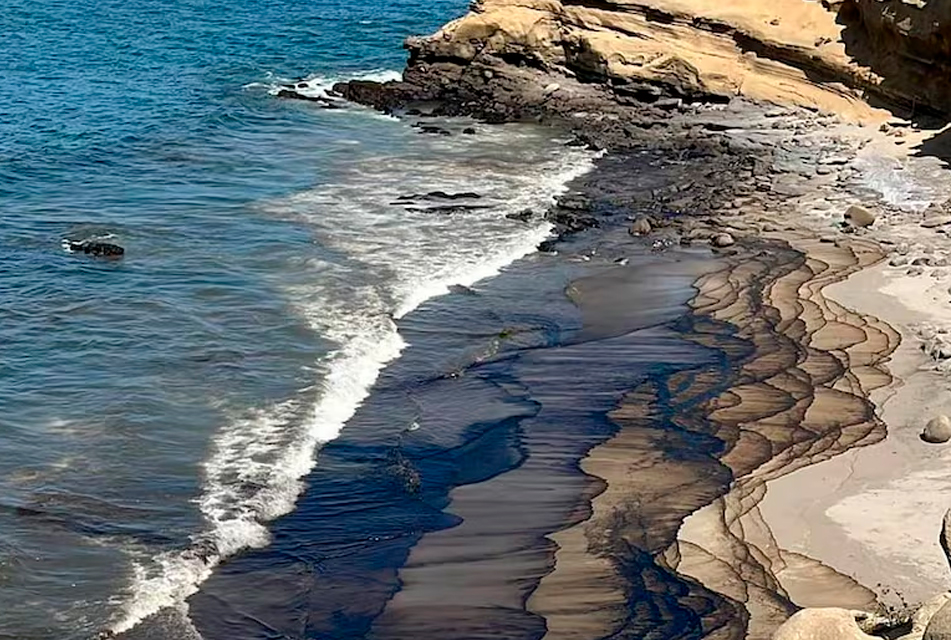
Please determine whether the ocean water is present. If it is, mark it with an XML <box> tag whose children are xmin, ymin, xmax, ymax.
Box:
<box><xmin>0</xmin><ymin>1</ymin><xmax>603</xmax><ymax>637</ymax></box>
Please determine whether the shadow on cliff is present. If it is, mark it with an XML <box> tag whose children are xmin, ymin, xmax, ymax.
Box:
<box><xmin>836</xmin><ymin>2</ymin><xmax>943</xmax><ymax>121</ymax></box>
<box><xmin>913</xmin><ymin>127</ymin><xmax>951</xmax><ymax>170</ymax></box>
<box><xmin>834</xmin><ymin>1</ymin><xmax>951</xmax><ymax>165</ymax></box>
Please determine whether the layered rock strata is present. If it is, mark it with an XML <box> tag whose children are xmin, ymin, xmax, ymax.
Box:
<box><xmin>335</xmin><ymin>0</ymin><xmax>906</xmax><ymax>123</ymax></box>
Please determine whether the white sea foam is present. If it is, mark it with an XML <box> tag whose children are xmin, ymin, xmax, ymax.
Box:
<box><xmin>854</xmin><ymin>153</ymin><xmax>951</xmax><ymax>212</ymax></box>
<box><xmin>109</xmin><ymin>117</ymin><xmax>598</xmax><ymax>636</ymax></box>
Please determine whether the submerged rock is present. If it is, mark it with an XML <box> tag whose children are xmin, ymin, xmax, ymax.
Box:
<box><xmin>396</xmin><ymin>191</ymin><xmax>481</xmax><ymax>202</ymax></box>
<box><xmin>414</xmin><ymin>123</ymin><xmax>452</xmax><ymax>136</ymax></box>
<box><xmin>65</xmin><ymin>240</ymin><xmax>124</xmax><ymax>258</ymax></box>
<box><xmin>505</xmin><ymin>209</ymin><xmax>534</xmax><ymax>222</ymax></box>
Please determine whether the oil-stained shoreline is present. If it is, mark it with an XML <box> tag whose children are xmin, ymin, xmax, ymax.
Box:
<box><xmin>162</xmin><ymin>123</ymin><xmax>907</xmax><ymax>639</ymax></box>
<box><xmin>533</xmin><ymin>234</ymin><xmax>899</xmax><ymax>640</ymax></box>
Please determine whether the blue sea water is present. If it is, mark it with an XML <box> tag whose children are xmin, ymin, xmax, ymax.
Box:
<box><xmin>0</xmin><ymin>1</ymin><xmax>603</xmax><ymax>637</ymax></box>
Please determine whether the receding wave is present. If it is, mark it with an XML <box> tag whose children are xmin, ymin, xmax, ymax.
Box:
<box><xmin>107</xmin><ymin>99</ymin><xmax>600</xmax><ymax>635</ymax></box>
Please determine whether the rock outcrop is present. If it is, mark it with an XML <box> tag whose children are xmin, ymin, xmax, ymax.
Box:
<box><xmin>385</xmin><ymin>0</ymin><xmax>897</xmax><ymax>121</ymax></box>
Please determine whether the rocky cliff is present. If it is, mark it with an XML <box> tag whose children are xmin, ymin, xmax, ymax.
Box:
<box><xmin>338</xmin><ymin>0</ymin><xmax>951</xmax><ymax>125</ymax></box>
<box><xmin>395</xmin><ymin>0</ymin><xmax>886</xmax><ymax>120</ymax></box>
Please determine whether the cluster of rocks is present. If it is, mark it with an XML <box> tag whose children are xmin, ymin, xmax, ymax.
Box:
<box><xmin>911</xmin><ymin>323</ymin><xmax>951</xmax><ymax>374</ymax></box>
<box><xmin>772</xmin><ymin>508</ymin><xmax>951</xmax><ymax>639</ymax></box>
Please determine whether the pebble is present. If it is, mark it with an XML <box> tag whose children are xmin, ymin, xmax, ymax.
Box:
<box><xmin>711</xmin><ymin>233</ymin><xmax>736</xmax><ymax>248</ymax></box>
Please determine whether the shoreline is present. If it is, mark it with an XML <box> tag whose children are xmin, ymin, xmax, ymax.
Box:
<box><xmin>193</xmin><ymin>6</ymin><xmax>951</xmax><ymax>635</ymax></box>
<box><xmin>179</xmin><ymin>151</ymin><xmax>739</xmax><ymax>639</ymax></box>
<box><xmin>200</xmin><ymin>89</ymin><xmax>951</xmax><ymax>637</ymax></box>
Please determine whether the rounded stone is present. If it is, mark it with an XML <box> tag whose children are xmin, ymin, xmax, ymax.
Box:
<box><xmin>845</xmin><ymin>205</ymin><xmax>876</xmax><ymax>228</ymax></box>
<box><xmin>921</xmin><ymin>415</ymin><xmax>951</xmax><ymax>444</ymax></box>
<box><xmin>925</xmin><ymin>598</ymin><xmax>951</xmax><ymax>640</ymax></box>
<box><xmin>711</xmin><ymin>233</ymin><xmax>736</xmax><ymax>248</ymax></box>
<box><xmin>772</xmin><ymin>608</ymin><xmax>878</xmax><ymax>640</ymax></box>
<box><xmin>628</xmin><ymin>217</ymin><xmax>652</xmax><ymax>236</ymax></box>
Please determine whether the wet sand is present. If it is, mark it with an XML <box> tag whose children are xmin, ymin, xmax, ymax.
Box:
<box><xmin>172</xmin><ymin>94</ymin><xmax>951</xmax><ymax>640</ymax></box>
<box><xmin>529</xmin><ymin>231</ymin><xmax>903</xmax><ymax>639</ymax></box>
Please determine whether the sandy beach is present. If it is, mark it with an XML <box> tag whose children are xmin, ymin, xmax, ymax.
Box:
<box><xmin>522</xmin><ymin>106</ymin><xmax>951</xmax><ymax>638</ymax></box>
<box><xmin>756</xmin><ymin>131</ymin><xmax>951</xmax><ymax>607</ymax></box>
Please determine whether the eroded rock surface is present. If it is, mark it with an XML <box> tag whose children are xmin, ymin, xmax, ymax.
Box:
<box><xmin>354</xmin><ymin>0</ymin><xmax>902</xmax><ymax>122</ymax></box>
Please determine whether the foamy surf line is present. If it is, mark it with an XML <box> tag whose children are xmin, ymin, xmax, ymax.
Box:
<box><xmin>105</xmin><ymin>143</ymin><xmax>600</xmax><ymax>636</ymax></box>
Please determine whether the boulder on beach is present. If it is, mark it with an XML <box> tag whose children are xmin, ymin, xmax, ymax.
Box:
<box><xmin>845</xmin><ymin>205</ymin><xmax>876</xmax><ymax>228</ymax></box>
<box><xmin>911</xmin><ymin>593</ymin><xmax>951</xmax><ymax>640</ymax></box>
<box><xmin>926</xmin><ymin>598</ymin><xmax>951</xmax><ymax>640</ymax></box>
<box><xmin>628</xmin><ymin>216</ymin><xmax>652</xmax><ymax>236</ymax></box>
<box><xmin>921</xmin><ymin>415</ymin><xmax>951</xmax><ymax>444</ymax></box>
<box><xmin>771</xmin><ymin>608</ymin><xmax>879</xmax><ymax>640</ymax></box>
<box><xmin>940</xmin><ymin>509</ymin><xmax>951</xmax><ymax>571</ymax></box>
<box><xmin>711</xmin><ymin>232</ymin><xmax>736</xmax><ymax>248</ymax></box>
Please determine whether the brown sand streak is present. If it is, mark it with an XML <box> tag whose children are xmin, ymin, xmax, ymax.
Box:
<box><xmin>529</xmin><ymin>234</ymin><xmax>900</xmax><ymax>640</ymax></box>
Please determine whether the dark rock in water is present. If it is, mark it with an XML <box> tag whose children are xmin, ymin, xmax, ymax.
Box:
<box><xmin>332</xmin><ymin>79</ymin><xmax>420</xmax><ymax>113</ymax></box>
<box><xmin>67</xmin><ymin>241</ymin><xmax>124</xmax><ymax>258</ymax></box>
<box><xmin>396</xmin><ymin>191</ymin><xmax>481</xmax><ymax>202</ymax></box>
<box><xmin>462</xmin><ymin>127</ymin><xmax>477</xmax><ymax>135</ymax></box>
<box><xmin>275</xmin><ymin>89</ymin><xmax>342</xmax><ymax>109</ymax></box>
<box><xmin>547</xmin><ymin>207</ymin><xmax>599</xmax><ymax>233</ymax></box>
<box><xmin>537</xmin><ymin>238</ymin><xmax>560</xmax><ymax>253</ymax></box>
<box><xmin>413</xmin><ymin>123</ymin><xmax>451</xmax><ymax>136</ymax></box>
<box><xmin>555</xmin><ymin>194</ymin><xmax>592</xmax><ymax>211</ymax></box>
<box><xmin>448</xmin><ymin>284</ymin><xmax>477</xmax><ymax>295</ymax></box>
<box><xmin>506</xmin><ymin>209</ymin><xmax>534</xmax><ymax>222</ymax></box>
<box><xmin>404</xmin><ymin>204</ymin><xmax>489</xmax><ymax>215</ymax></box>
<box><xmin>296</xmin><ymin>82</ymin><xmax>308</xmax><ymax>89</ymax></box>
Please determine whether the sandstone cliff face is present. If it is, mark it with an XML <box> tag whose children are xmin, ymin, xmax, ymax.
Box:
<box><xmin>405</xmin><ymin>0</ymin><xmax>886</xmax><ymax>120</ymax></box>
